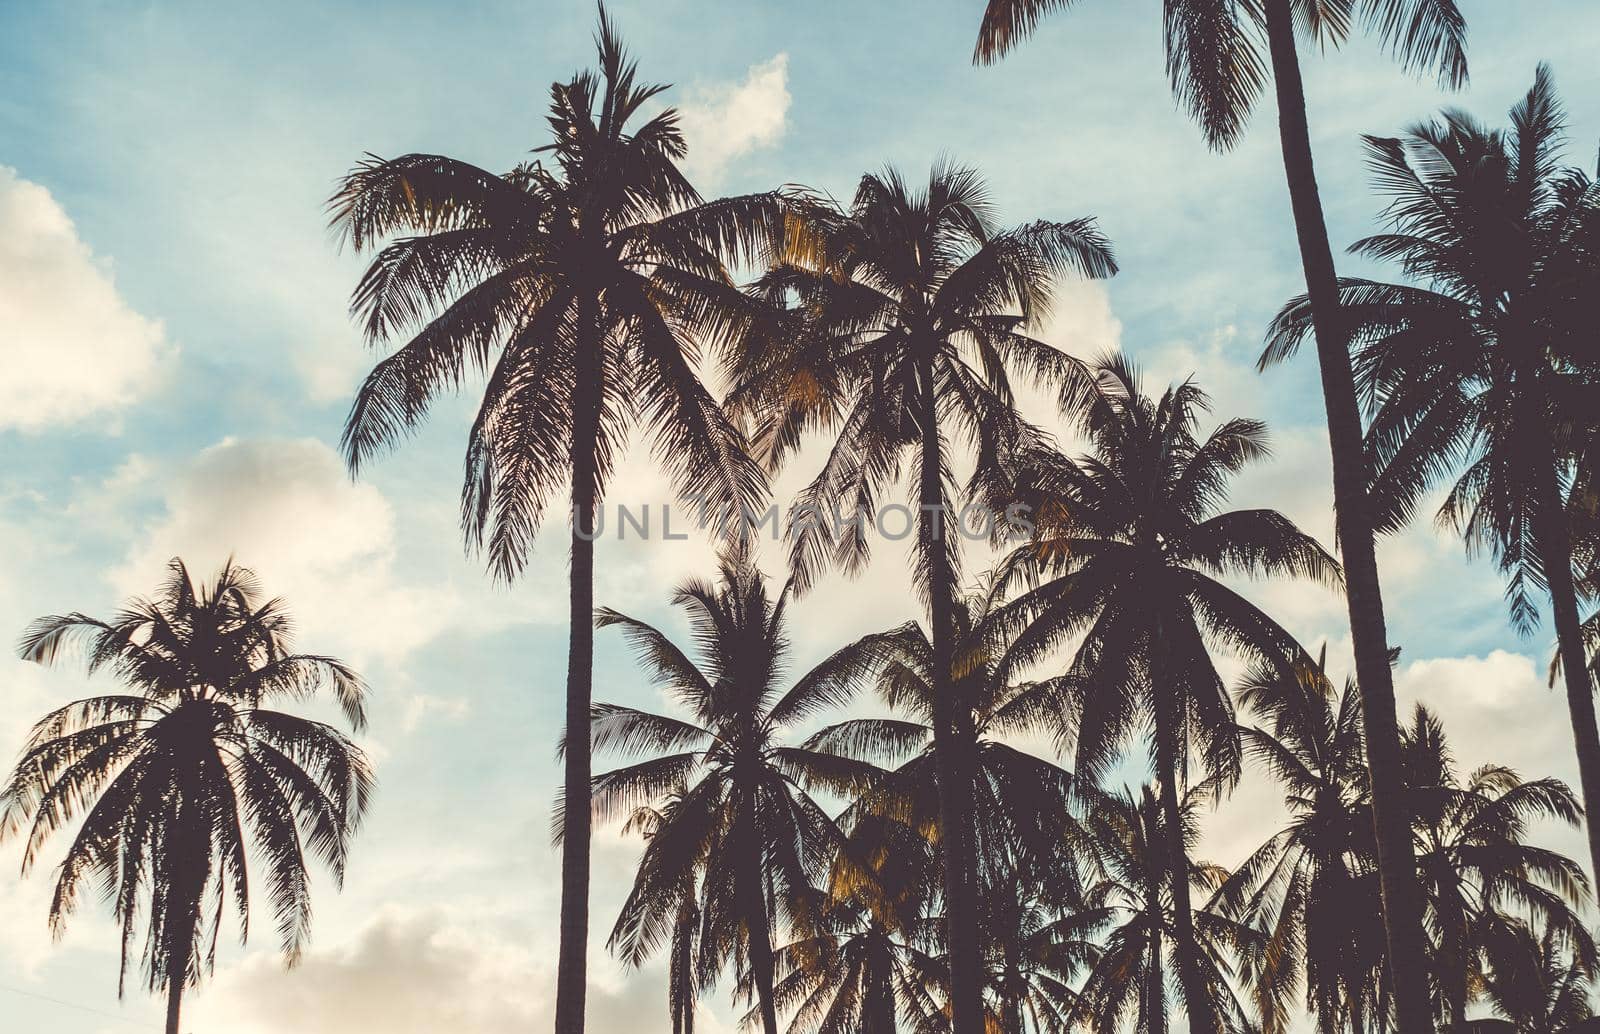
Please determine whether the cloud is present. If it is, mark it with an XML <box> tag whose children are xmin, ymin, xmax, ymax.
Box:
<box><xmin>0</xmin><ymin>166</ymin><xmax>170</xmax><ymax>432</ymax></box>
<box><xmin>189</xmin><ymin>906</ymin><xmax>730</xmax><ymax>1034</ymax></box>
<box><xmin>111</xmin><ymin>437</ymin><xmax>467</xmax><ymax>666</ymax></box>
<box><xmin>677</xmin><ymin>54</ymin><xmax>790</xmax><ymax>186</ymax></box>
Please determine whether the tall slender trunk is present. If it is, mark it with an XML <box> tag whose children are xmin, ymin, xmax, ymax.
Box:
<box><xmin>165</xmin><ymin>977</ymin><xmax>184</xmax><ymax>1034</ymax></box>
<box><xmin>1436</xmin><ymin>883</ymin><xmax>1468</xmax><ymax>1033</ymax></box>
<box><xmin>1145</xmin><ymin>858</ymin><xmax>1168</xmax><ymax>1034</ymax></box>
<box><xmin>555</xmin><ymin>294</ymin><xmax>603</xmax><ymax>1034</ymax></box>
<box><xmin>866</xmin><ymin>938</ymin><xmax>898</xmax><ymax>1034</ymax></box>
<box><xmin>916</xmin><ymin>359</ymin><xmax>984</xmax><ymax>1034</ymax></box>
<box><xmin>1534</xmin><ymin>462</ymin><xmax>1600</xmax><ymax>884</ymax></box>
<box><xmin>737</xmin><ymin>786</ymin><xmax>781</xmax><ymax>1034</ymax></box>
<box><xmin>1261</xmin><ymin>6</ymin><xmax>1433</xmax><ymax>1032</ymax></box>
<box><xmin>1150</xmin><ymin>632</ymin><xmax>1218</xmax><ymax>1034</ymax></box>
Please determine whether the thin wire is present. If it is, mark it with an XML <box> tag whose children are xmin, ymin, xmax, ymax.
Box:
<box><xmin>0</xmin><ymin>982</ymin><xmax>148</xmax><ymax>1027</ymax></box>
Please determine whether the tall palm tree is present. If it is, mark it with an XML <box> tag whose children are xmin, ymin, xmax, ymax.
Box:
<box><xmin>1267</xmin><ymin>68</ymin><xmax>1600</xmax><ymax>885</ymax></box>
<box><xmin>974</xmin><ymin>8</ymin><xmax>1468</xmax><ymax>1030</ymax></box>
<box><xmin>728</xmin><ymin>161</ymin><xmax>1116</xmax><ymax>1034</ymax></box>
<box><xmin>977</xmin><ymin>858</ymin><xmax>1100</xmax><ymax>1034</ymax></box>
<box><xmin>993</xmin><ymin>357</ymin><xmax>1337</xmax><ymax>1034</ymax></box>
<box><xmin>769</xmin><ymin>814</ymin><xmax>941</xmax><ymax>1034</ymax></box>
<box><xmin>592</xmin><ymin>550</ymin><xmax>894</xmax><ymax>1034</ymax></box>
<box><xmin>1479</xmin><ymin>916</ymin><xmax>1596</xmax><ymax>1034</ymax></box>
<box><xmin>618</xmin><ymin>798</ymin><xmax>703</xmax><ymax>1034</ymax></box>
<box><xmin>0</xmin><ymin>559</ymin><xmax>373</xmax><ymax>1034</ymax></box>
<box><xmin>1074</xmin><ymin>784</ymin><xmax>1260</xmax><ymax>1034</ymax></box>
<box><xmin>1401</xmin><ymin>706</ymin><xmax>1594</xmax><ymax>1032</ymax></box>
<box><xmin>328</xmin><ymin>13</ymin><xmax>778</xmax><ymax>1030</ymax></box>
<box><xmin>1214</xmin><ymin>652</ymin><xmax>1392</xmax><ymax>1034</ymax></box>
<box><xmin>804</xmin><ymin>589</ymin><xmax>1085</xmax><ymax>891</ymax></box>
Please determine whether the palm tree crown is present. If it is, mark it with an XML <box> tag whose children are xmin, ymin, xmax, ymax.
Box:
<box><xmin>1</xmin><ymin>559</ymin><xmax>373</xmax><ymax>1034</ymax></box>
<box><xmin>994</xmin><ymin>356</ymin><xmax>1338</xmax><ymax>1034</ymax></box>
<box><xmin>593</xmin><ymin>549</ymin><xmax>894</xmax><ymax>1034</ymax></box>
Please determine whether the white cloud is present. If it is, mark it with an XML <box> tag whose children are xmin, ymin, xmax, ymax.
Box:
<box><xmin>677</xmin><ymin>54</ymin><xmax>791</xmax><ymax>186</ymax></box>
<box><xmin>189</xmin><ymin>905</ymin><xmax>728</xmax><ymax>1034</ymax></box>
<box><xmin>111</xmin><ymin>437</ymin><xmax>465</xmax><ymax>666</ymax></box>
<box><xmin>0</xmin><ymin>166</ymin><xmax>170</xmax><ymax>431</ymax></box>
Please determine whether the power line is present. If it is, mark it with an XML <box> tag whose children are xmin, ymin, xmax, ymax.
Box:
<box><xmin>0</xmin><ymin>982</ymin><xmax>148</xmax><ymax>1028</ymax></box>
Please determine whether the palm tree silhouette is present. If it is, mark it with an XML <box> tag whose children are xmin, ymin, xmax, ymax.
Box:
<box><xmin>976</xmin><ymin>856</ymin><xmax>1101</xmax><ymax>1034</ymax></box>
<box><xmin>592</xmin><ymin>549</ymin><xmax>895</xmax><ymax>1034</ymax></box>
<box><xmin>327</xmin><ymin>11</ymin><xmax>779</xmax><ymax>1029</ymax></box>
<box><xmin>974</xmin><ymin>8</ymin><xmax>1469</xmax><ymax>1028</ymax></box>
<box><xmin>1479</xmin><ymin>916</ymin><xmax>1596</xmax><ymax>1034</ymax></box>
<box><xmin>1401</xmin><ymin>705</ymin><xmax>1593</xmax><ymax>1031</ymax></box>
<box><xmin>769</xmin><ymin>814</ymin><xmax>940</xmax><ymax>1034</ymax></box>
<box><xmin>1213</xmin><ymin>652</ymin><xmax>1392</xmax><ymax>1034</ymax></box>
<box><xmin>993</xmin><ymin>356</ymin><xmax>1337</xmax><ymax>1034</ymax></box>
<box><xmin>0</xmin><ymin>559</ymin><xmax>373</xmax><ymax>1034</ymax></box>
<box><xmin>729</xmin><ymin>161</ymin><xmax>1114</xmax><ymax>1034</ymax></box>
<box><xmin>1267</xmin><ymin>67</ymin><xmax>1600</xmax><ymax>886</ymax></box>
<box><xmin>804</xmin><ymin>589</ymin><xmax>1084</xmax><ymax>892</ymax></box>
<box><xmin>1074</xmin><ymin>784</ymin><xmax>1259</xmax><ymax>1034</ymax></box>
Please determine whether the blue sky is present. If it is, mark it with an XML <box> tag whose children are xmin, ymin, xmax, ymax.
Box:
<box><xmin>3</xmin><ymin>2</ymin><xmax>1600</xmax><ymax>1031</ymax></box>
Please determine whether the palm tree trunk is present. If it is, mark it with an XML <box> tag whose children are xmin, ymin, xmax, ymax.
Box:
<box><xmin>737</xmin><ymin>789</ymin><xmax>781</xmax><ymax>1034</ymax></box>
<box><xmin>1435</xmin><ymin>884</ymin><xmax>1467</xmax><ymax>1033</ymax></box>
<box><xmin>1146</xmin><ymin>874</ymin><xmax>1167</xmax><ymax>1034</ymax></box>
<box><xmin>1150</xmin><ymin>646</ymin><xmax>1218</xmax><ymax>1034</ymax></box>
<box><xmin>165</xmin><ymin>977</ymin><xmax>184</xmax><ymax>1034</ymax></box>
<box><xmin>1260</xmin><ymin>6</ymin><xmax>1433</xmax><ymax>1033</ymax></box>
<box><xmin>555</xmin><ymin>295</ymin><xmax>603</xmax><ymax>1034</ymax></box>
<box><xmin>1534</xmin><ymin>462</ymin><xmax>1600</xmax><ymax>885</ymax></box>
<box><xmin>916</xmin><ymin>359</ymin><xmax>984</xmax><ymax>1034</ymax></box>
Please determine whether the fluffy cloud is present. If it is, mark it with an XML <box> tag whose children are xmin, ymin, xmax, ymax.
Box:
<box><xmin>111</xmin><ymin>437</ymin><xmax>469</xmax><ymax>666</ymax></box>
<box><xmin>677</xmin><ymin>54</ymin><xmax>790</xmax><ymax>186</ymax></box>
<box><xmin>0</xmin><ymin>166</ymin><xmax>169</xmax><ymax>431</ymax></box>
<box><xmin>189</xmin><ymin>905</ymin><xmax>732</xmax><ymax>1034</ymax></box>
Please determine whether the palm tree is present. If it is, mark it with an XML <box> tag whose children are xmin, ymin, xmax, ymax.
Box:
<box><xmin>728</xmin><ymin>161</ymin><xmax>1115</xmax><ymax>1034</ymax></box>
<box><xmin>977</xmin><ymin>858</ymin><xmax>1100</xmax><ymax>1034</ymax></box>
<box><xmin>0</xmin><ymin>559</ymin><xmax>373</xmax><ymax>1034</ymax></box>
<box><xmin>804</xmin><ymin>589</ymin><xmax>1085</xmax><ymax>892</ymax></box>
<box><xmin>592</xmin><ymin>550</ymin><xmax>895</xmax><ymax>1034</ymax></box>
<box><xmin>618</xmin><ymin>798</ymin><xmax>703</xmax><ymax>1034</ymax></box>
<box><xmin>992</xmin><ymin>356</ymin><xmax>1337</xmax><ymax>1034</ymax></box>
<box><xmin>1074</xmin><ymin>784</ymin><xmax>1260</xmax><ymax>1034</ymax></box>
<box><xmin>974</xmin><ymin>8</ymin><xmax>1468</xmax><ymax>1030</ymax></box>
<box><xmin>1401</xmin><ymin>706</ymin><xmax>1594</xmax><ymax>1032</ymax></box>
<box><xmin>1267</xmin><ymin>68</ymin><xmax>1600</xmax><ymax>886</ymax></box>
<box><xmin>328</xmin><ymin>12</ymin><xmax>779</xmax><ymax>1029</ymax></box>
<box><xmin>769</xmin><ymin>814</ymin><xmax>941</xmax><ymax>1034</ymax></box>
<box><xmin>1214</xmin><ymin>652</ymin><xmax>1392</xmax><ymax>1034</ymax></box>
<box><xmin>1479</xmin><ymin>916</ymin><xmax>1595</xmax><ymax>1034</ymax></box>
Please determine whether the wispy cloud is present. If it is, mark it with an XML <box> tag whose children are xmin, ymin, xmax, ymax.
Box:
<box><xmin>676</xmin><ymin>53</ymin><xmax>791</xmax><ymax>187</ymax></box>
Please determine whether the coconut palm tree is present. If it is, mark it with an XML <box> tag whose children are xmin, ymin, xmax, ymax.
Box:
<box><xmin>1214</xmin><ymin>652</ymin><xmax>1392</xmax><ymax>1034</ymax></box>
<box><xmin>768</xmin><ymin>814</ymin><xmax>942</xmax><ymax>1034</ymax></box>
<box><xmin>976</xmin><ymin>857</ymin><xmax>1101</xmax><ymax>1034</ymax></box>
<box><xmin>992</xmin><ymin>356</ymin><xmax>1337</xmax><ymax>1034</ymax></box>
<box><xmin>803</xmin><ymin>589</ymin><xmax>1085</xmax><ymax>891</ymax></box>
<box><xmin>973</xmin><ymin>8</ymin><xmax>1469</xmax><ymax>1029</ymax></box>
<box><xmin>617</xmin><ymin>798</ymin><xmax>703</xmax><ymax>1034</ymax></box>
<box><xmin>0</xmin><ymin>559</ymin><xmax>373</xmax><ymax>1034</ymax></box>
<box><xmin>328</xmin><ymin>12</ymin><xmax>779</xmax><ymax>1029</ymax></box>
<box><xmin>728</xmin><ymin>161</ymin><xmax>1115</xmax><ymax>1034</ymax></box>
<box><xmin>1479</xmin><ymin>916</ymin><xmax>1596</xmax><ymax>1034</ymax></box>
<box><xmin>1267</xmin><ymin>68</ymin><xmax>1600</xmax><ymax>886</ymax></box>
<box><xmin>1074</xmin><ymin>784</ymin><xmax>1260</xmax><ymax>1034</ymax></box>
<box><xmin>1401</xmin><ymin>705</ymin><xmax>1594</xmax><ymax>1032</ymax></box>
<box><xmin>592</xmin><ymin>550</ymin><xmax>897</xmax><ymax>1034</ymax></box>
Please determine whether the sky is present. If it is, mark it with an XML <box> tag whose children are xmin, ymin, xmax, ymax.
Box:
<box><xmin>3</xmin><ymin>1</ymin><xmax>1600</xmax><ymax>1031</ymax></box>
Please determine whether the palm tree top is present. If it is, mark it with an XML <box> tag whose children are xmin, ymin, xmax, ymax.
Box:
<box><xmin>972</xmin><ymin>0</ymin><xmax>1469</xmax><ymax>150</ymax></box>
